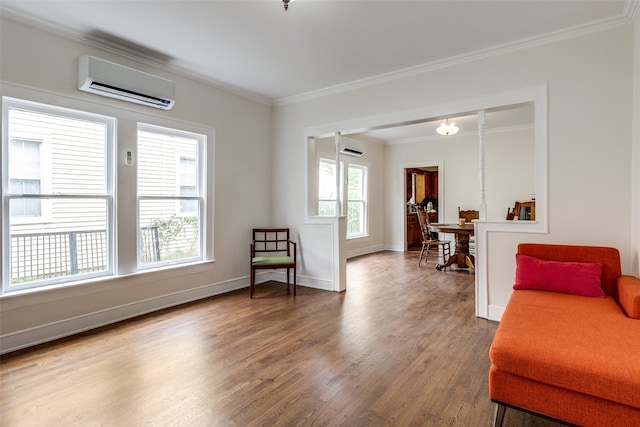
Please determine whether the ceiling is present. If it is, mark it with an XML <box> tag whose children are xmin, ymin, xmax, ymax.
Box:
<box><xmin>2</xmin><ymin>1</ymin><xmax>635</xmax><ymax>142</ymax></box>
<box><xmin>2</xmin><ymin>0</ymin><xmax>633</xmax><ymax>105</ymax></box>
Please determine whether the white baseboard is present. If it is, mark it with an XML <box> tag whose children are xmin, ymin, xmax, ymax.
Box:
<box><xmin>346</xmin><ymin>244</ymin><xmax>385</xmax><ymax>259</ymax></box>
<box><xmin>0</xmin><ymin>276</ymin><xmax>248</xmax><ymax>354</ymax></box>
<box><xmin>0</xmin><ymin>271</ymin><xmax>334</xmax><ymax>354</ymax></box>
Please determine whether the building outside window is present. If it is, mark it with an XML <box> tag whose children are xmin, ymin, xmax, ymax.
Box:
<box><xmin>9</xmin><ymin>139</ymin><xmax>42</xmax><ymax>218</ymax></box>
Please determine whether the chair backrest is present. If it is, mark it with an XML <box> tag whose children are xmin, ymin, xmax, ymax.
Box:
<box><xmin>415</xmin><ymin>210</ymin><xmax>431</xmax><ymax>241</ymax></box>
<box><xmin>252</xmin><ymin>228</ymin><xmax>291</xmax><ymax>256</ymax></box>
<box><xmin>458</xmin><ymin>207</ymin><xmax>479</xmax><ymax>222</ymax></box>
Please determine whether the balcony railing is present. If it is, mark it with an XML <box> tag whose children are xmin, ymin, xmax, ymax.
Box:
<box><xmin>10</xmin><ymin>227</ymin><xmax>160</xmax><ymax>283</ymax></box>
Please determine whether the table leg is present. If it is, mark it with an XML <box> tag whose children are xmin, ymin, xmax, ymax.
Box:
<box><xmin>435</xmin><ymin>232</ymin><xmax>473</xmax><ymax>271</ymax></box>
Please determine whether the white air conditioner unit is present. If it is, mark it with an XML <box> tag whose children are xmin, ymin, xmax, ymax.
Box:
<box><xmin>78</xmin><ymin>55</ymin><xmax>175</xmax><ymax>110</ymax></box>
<box><xmin>339</xmin><ymin>137</ymin><xmax>365</xmax><ymax>157</ymax></box>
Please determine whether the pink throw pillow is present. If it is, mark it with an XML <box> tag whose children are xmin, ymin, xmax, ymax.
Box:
<box><xmin>513</xmin><ymin>254</ymin><xmax>605</xmax><ymax>298</ymax></box>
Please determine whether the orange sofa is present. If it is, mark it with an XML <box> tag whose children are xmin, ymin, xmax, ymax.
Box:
<box><xmin>489</xmin><ymin>244</ymin><xmax>640</xmax><ymax>427</ymax></box>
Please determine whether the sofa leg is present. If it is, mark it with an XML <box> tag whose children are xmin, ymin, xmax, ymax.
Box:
<box><xmin>492</xmin><ymin>403</ymin><xmax>506</xmax><ymax>427</ymax></box>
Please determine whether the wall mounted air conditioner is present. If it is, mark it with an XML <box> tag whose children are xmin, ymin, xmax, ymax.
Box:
<box><xmin>78</xmin><ymin>55</ymin><xmax>175</xmax><ymax>110</ymax></box>
<box><xmin>339</xmin><ymin>137</ymin><xmax>365</xmax><ymax>157</ymax></box>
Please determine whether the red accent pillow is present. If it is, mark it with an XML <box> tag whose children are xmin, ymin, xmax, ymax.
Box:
<box><xmin>513</xmin><ymin>254</ymin><xmax>605</xmax><ymax>297</ymax></box>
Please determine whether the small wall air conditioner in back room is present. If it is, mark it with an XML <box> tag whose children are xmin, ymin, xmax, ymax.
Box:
<box><xmin>78</xmin><ymin>55</ymin><xmax>175</xmax><ymax>110</ymax></box>
<box><xmin>339</xmin><ymin>137</ymin><xmax>365</xmax><ymax>157</ymax></box>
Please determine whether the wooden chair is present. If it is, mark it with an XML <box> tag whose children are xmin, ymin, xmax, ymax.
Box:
<box><xmin>458</xmin><ymin>207</ymin><xmax>479</xmax><ymax>223</ymax></box>
<box><xmin>416</xmin><ymin>210</ymin><xmax>451</xmax><ymax>268</ymax></box>
<box><xmin>458</xmin><ymin>207</ymin><xmax>479</xmax><ymax>258</ymax></box>
<box><xmin>250</xmin><ymin>228</ymin><xmax>297</xmax><ymax>298</ymax></box>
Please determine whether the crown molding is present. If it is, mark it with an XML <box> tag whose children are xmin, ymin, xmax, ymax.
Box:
<box><xmin>0</xmin><ymin>6</ymin><xmax>272</xmax><ymax>106</ymax></box>
<box><xmin>625</xmin><ymin>0</ymin><xmax>640</xmax><ymax>22</ymax></box>
<box><xmin>274</xmin><ymin>14</ymin><xmax>632</xmax><ymax>107</ymax></box>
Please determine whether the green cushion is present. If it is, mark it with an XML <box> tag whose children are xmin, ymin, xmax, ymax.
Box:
<box><xmin>252</xmin><ymin>256</ymin><xmax>294</xmax><ymax>266</ymax></box>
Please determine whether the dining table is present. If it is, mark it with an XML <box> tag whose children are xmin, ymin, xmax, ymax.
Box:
<box><xmin>428</xmin><ymin>222</ymin><xmax>476</xmax><ymax>271</ymax></box>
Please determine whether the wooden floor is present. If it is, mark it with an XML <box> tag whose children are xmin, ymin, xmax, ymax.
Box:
<box><xmin>1</xmin><ymin>251</ymin><xmax>563</xmax><ymax>427</ymax></box>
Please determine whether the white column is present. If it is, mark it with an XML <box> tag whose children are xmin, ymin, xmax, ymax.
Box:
<box><xmin>334</xmin><ymin>132</ymin><xmax>342</xmax><ymax>217</ymax></box>
<box><xmin>477</xmin><ymin>111</ymin><xmax>487</xmax><ymax>220</ymax></box>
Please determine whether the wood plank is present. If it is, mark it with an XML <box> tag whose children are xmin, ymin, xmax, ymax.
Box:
<box><xmin>0</xmin><ymin>251</ymin><xmax>563</xmax><ymax>426</ymax></box>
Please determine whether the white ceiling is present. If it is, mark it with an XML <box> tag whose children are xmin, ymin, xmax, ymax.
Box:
<box><xmin>2</xmin><ymin>0</ymin><xmax>633</xmax><ymax>104</ymax></box>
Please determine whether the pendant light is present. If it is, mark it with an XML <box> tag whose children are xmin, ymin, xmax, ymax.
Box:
<box><xmin>436</xmin><ymin>119</ymin><xmax>459</xmax><ymax>136</ymax></box>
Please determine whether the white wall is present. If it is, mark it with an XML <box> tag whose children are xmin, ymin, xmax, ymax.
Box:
<box><xmin>273</xmin><ymin>24</ymin><xmax>635</xmax><ymax>317</ymax></box>
<box><xmin>0</xmin><ymin>16</ymin><xmax>272</xmax><ymax>352</ymax></box>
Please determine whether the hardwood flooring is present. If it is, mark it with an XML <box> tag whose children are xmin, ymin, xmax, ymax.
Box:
<box><xmin>1</xmin><ymin>251</ymin><xmax>563</xmax><ymax>426</ymax></box>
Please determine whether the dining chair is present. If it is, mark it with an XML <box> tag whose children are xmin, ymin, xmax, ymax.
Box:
<box><xmin>458</xmin><ymin>207</ymin><xmax>479</xmax><ymax>256</ymax></box>
<box><xmin>250</xmin><ymin>228</ymin><xmax>297</xmax><ymax>298</ymax></box>
<box><xmin>416</xmin><ymin>210</ymin><xmax>451</xmax><ymax>268</ymax></box>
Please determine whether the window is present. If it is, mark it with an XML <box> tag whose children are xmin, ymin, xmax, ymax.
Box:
<box><xmin>2</xmin><ymin>98</ymin><xmax>115</xmax><ymax>292</ymax></box>
<box><xmin>318</xmin><ymin>157</ymin><xmax>368</xmax><ymax>239</ymax></box>
<box><xmin>179</xmin><ymin>157</ymin><xmax>197</xmax><ymax>214</ymax></box>
<box><xmin>318</xmin><ymin>158</ymin><xmax>339</xmax><ymax>216</ymax></box>
<box><xmin>347</xmin><ymin>164</ymin><xmax>367</xmax><ymax>238</ymax></box>
<box><xmin>9</xmin><ymin>139</ymin><xmax>42</xmax><ymax>218</ymax></box>
<box><xmin>137</xmin><ymin>124</ymin><xmax>204</xmax><ymax>267</ymax></box>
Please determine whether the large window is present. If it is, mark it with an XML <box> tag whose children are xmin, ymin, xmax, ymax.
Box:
<box><xmin>1</xmin><ymin>97</ymin><xmax>211</xmax><ymax>295</ymax></box>
<box><xmin>318</xmin><ymin>157</ymin><xmax>368</xmax><ymax>238</ymax></box>
<box><xmin>137</xmin><ymin>124</ymin><xmax>204</xmax><ymax>267</ymax></box>
<box><xmin>2</xmin><ymin>98</ymin><xmax>115</xmax><ymax>292</ymax></box>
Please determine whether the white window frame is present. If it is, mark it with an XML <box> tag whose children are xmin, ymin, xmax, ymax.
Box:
<box><xmin>137</xmin><ymin>123</ymin><xmax>205</xmax><ymax>270</ymax></box>
<box><xmin>346</xmin><ymin>163</ymin><xmax>368</xmax><ymax>239</ymax></box>
<box><xmin>1</xmin><ymin>97</ymin><xmax>116</xmax><ymax>293</ymax></box>
<box><xmin>317</xmin><ymin>156</ymin><xmax>369</xmax><ymax>239</ymax></box>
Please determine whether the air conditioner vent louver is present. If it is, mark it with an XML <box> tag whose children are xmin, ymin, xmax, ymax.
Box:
<box><xmin>78</xmin><ymin>55</ymin><xmax>175</xmax><ymax>110</ymax></box>
<box><xmin>340</xmin><ymin>147</ymin><xmax>364</xmax><ymax>156</ymax></box>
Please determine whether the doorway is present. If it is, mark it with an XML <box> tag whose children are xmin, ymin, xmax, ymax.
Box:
<box><xmin>406</xmin><ymin>166</ymin><xmax>439</xmax><ymax>252</ymax></box>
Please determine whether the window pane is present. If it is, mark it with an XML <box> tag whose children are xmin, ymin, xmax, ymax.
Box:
<box><xmin>138</xmin><ymin>130</ymin><xmax>198</xmax><ymax>197</ymax></box>
<box><xmin>318</xmin><ymin>159</ymin><xmax>337</xmax><ymax>199</ymax></box>
<box><xmin>347</xmin><ymin>201</ymin><xmax>364</xmax><ymax>236</ymax></box>
<box><xmin>347</xmin><ymin>166</ymin><xmax>363</xmax><ymax>200</ymax></box>
<box><xmin>318</xmin><ymin>201</ymin><xmax>336</xmax><ymax>217</ymax></box>
<box><xmin>8</xmin><ymin>110</ymin><xmax>106</xmax><ymax>194</ymax></box>
<box><xmin>139</xmin><ymin>200</ymin><xmax>200</xmax><ymax>265</ymax></box>
<box><xmin>137</xmin><ymin>124</ymin><xmax>203</xmax><ymax>267</ymax></box>
<box><xmin>9</xmin><ymin>198</ymin><xmax>108</xmax><ymax>286</ymax></box>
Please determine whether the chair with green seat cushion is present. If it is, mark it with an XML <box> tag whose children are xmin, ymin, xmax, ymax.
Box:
<box><xmin>250</xmin><ymin>228</ymin><xmax>297</xmax><ymax>298</ymax></box>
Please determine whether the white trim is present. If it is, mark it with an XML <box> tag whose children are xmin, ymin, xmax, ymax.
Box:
<box><xmin>305</xmin><ymin>85</ymin><xmax>548</xmax><ymax>319</ymax></box>
<box><xmin>488</xmin><ymin>304</ymin><xmax>506</xmax><ymax>322</ymax></box>
<box><xmin>346</xmin><ymin>244</ymin><xmax>385</xmax><ymax>260</ymax></box>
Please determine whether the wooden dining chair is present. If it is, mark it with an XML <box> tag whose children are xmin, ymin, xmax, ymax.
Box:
<box><xmin>416</xmin><ymin>210</ymin><xmax>451</xmax><ymax>268</ymax></box>
<box><xmin>250</xmin><ymin>228</ymin><xmax>297</xmax><ymax>298</ymax></box>
<box><xmin>458</xmin><ymin>207</ymin><xmax>479</xmax><ymax>256</ymax></box>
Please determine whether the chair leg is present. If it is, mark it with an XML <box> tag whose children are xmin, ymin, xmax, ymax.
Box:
<box><xmin>418</xmin><ymin>244</ymin><xmax>426</xmax><ymax>266</ymax></box>
<box><xmin>293</xmin><ymin>265</ymin><xmax>297</xmax><ymax>296</ymax></box>
<box><xmin>250</xmin><ymin>267</ymin><xmax>255</xmax><ymax>298</ymax></box>
<box><xmin>286</xmin><ymin>268</ymin><xmax>290</xmax><ymax>294</ymax></box>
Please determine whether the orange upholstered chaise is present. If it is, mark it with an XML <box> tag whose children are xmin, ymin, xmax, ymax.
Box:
<box><xmin>489</xmin><ymin>244</ymin><xmax>640</xmax><ymax>427</ymax></box>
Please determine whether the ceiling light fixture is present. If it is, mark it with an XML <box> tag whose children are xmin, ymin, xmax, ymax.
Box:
<box><xmin>436</xmin><ymin>119</ymin><xmax>459</xmax><ymax>136</ymax></box>
<box><xmin>282</xmin><ymin>0</ymin><xmax>295</xmax><ymax>11</ymax></box>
